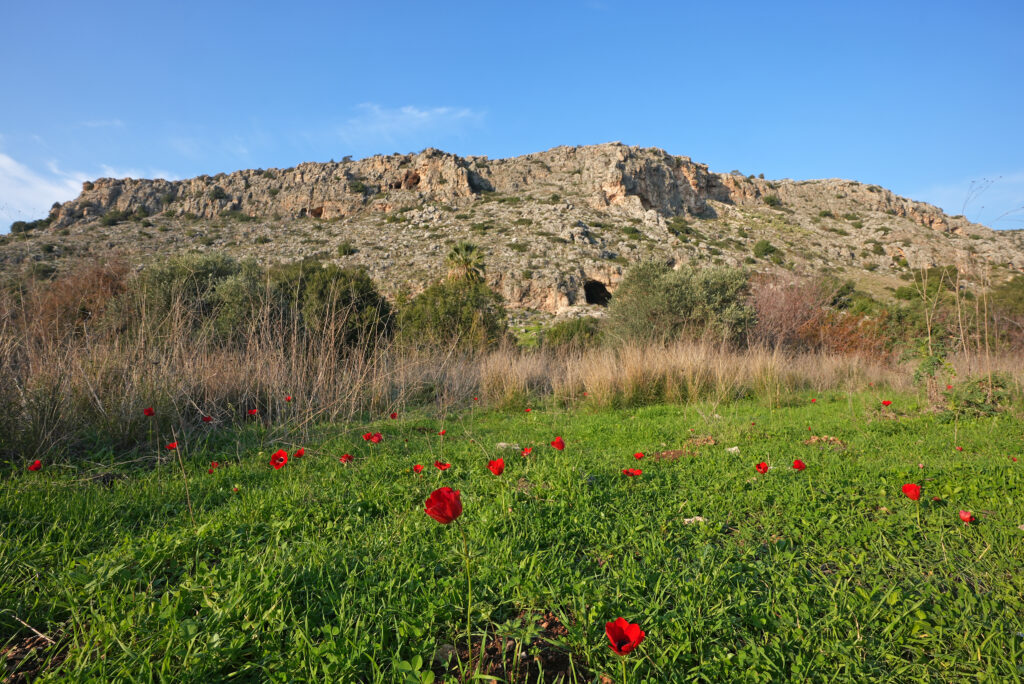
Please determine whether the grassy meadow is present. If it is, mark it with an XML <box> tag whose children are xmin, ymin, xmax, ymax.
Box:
<box><xmin>4</xmin><ymin>392</ymin><xmax>1024</xmax><ymax>682</ymax></box>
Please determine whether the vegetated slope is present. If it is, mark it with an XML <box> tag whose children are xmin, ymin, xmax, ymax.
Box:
<box><xmin>5</xmin><ymin>143</ymin><xmax>1023</xmax><ymax>318</ymax></box>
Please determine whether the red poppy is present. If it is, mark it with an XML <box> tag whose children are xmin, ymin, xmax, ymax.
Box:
<box><xmin>390</xmin><ymin>412</ymin><xmax>398</xmax><ymax>419</ymax></box>
<box><xmin>232</xmin><ymin>486</ymin><xmax>239</xmax><ymax>493</ymax></box>
<box><xmin>521</xmin><ymin>447</ymin><xmax>532</xmax><ymax>457</ymax></box>
<box><xmin>605</xmin><ymin>617</ymin><xmax>645</xmax><ymax>656</ymax></box>
<box><xmin>362</xmin><ymin>432</ymin><xmax>372</xmax><ymax>441</ymax></box>
<box><xmin>271</xmin><ymin>449</ymin><xmax>288</xmax><ymax>469</ymax></box>
<box><xmin>28</xmin><ymin>460</ymin><xmax>41</xmax><ymax>471</ymax></box>
<box><xmin>340</xmin><ymin>453</ymin><xmax>353</xmax><ymax>463</ymax></box>
<box><xmin>294</xmin><ymin>448</ymin><xmax>305</xmax><ymax>458</ymax></box>
<box><xmin>881</xmin><ymin>400</ymin><xmax>892</xmax><ymax>407</ymax></box>
<box><xmin>473</xmin><ymin>397</ymin><xmax>479</xmax><ymax>401</ymax></box>
<box><xmin>143</xmin><ymin>407</ymin><xmax>155</xmax><ymax>417</ymax></box>
<box><xmin>438</xmin><ymin>429</ymin><xmax>446</xmax><ymax>436</ymax></box>
<box><xmin>583</xmin><ymin>391</ymin><xmax>589</xmax><ymax>397</ymax></box>
<box><xmin>956</xmin><ymin>446</ymin><xmax>964</xmax><ymax>452</ymax></box>
<box><xmin>370</xmin><ymin>432</ymin><xmax>382</xmax><ymax>444</ymax></box>
<box><xmin>413</xmin><ymin>464</ymin><xmax>424</xmax><ymax>474</ymax></box>
<box><xmin>201</xmin><ymin>415</ymin><xmax>213</xmax><ymax>423</ymax></box>
<box><xmin>248</xmin><ymin>408</ymin><xmax>259</xmax><ymax>416</ymax></box>
<box><xmin>435</xmin><ymin>460</ymin><xmax>451</xmax><ymax>471</ymax></box>
<box><xmin>285</xmin><ymin>395</ymin><xmax>292</xmax><ymax>402</ymax></box>
<box><xmin>1013</xmin><ymin>457</ymin><xmax>1019</xmax><ymax>462</ymax></box>
<box><xmin>488</xmin><ymin>458</ymin><xmax>505</xmax><ymax>476</ymax></box>
<box><xmin>622</xmin><ymin>468</ymin><xmax>642</xmax><ymax>477</ymax></box>
<box><xmin>810</xmin><ymin>398</ymin><xmax>817</xmax><ymax>403</ymax></box>
<box><xmin>525</xmin><ymin>408</ymin><xmax>532</xmax><ymax>413</ymax></box>
<box><xmin>755</xmin><ymin>462</ymin><xmax>769</xmax><ymax>474</ymax></box>
<box><xmin>946</xmin><ymin>384</ymin><xmax>953</xmax><ymax>390</ymax></box>
<box><xmin>958</xmin><ymin>510</ymin><xmax>975</xmax><ymax>525</ymax></box>
<box><xmin>424</xmin><ymin>486</ymin><xmax>463</xmax><ymax>524</ymax></box>
<box><xmin>165</xmin><ymin>442</ymin><xmax>178</xmax><ymax>450</ymax></box>
<box><xmin>634</xmin><ymin>452</ymin><xmax>644</xmax><ymax>460</ymax></box>
<box><xmin>901</xmin><ymin>483</ymin><xmax>921</xmax><ymax>501</ymax></box>
<box><xmin>551</xmin><ymin>436</ymin><xmax>565</xmax><ymax>451</ymax></box>
<box><xmin>792</xmin><ymin>459</ymin><xmax>806</xmax><ymax>471</ymax></box>
<box><xmin>207</xmin><ymin>461</ymin><xmax>219</xmax><ymax>474</ymax></box>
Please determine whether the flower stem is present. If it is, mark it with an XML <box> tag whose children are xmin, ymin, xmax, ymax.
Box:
<box><xmin>621</xmin><ymin>656</ymin><xmax>627</xmax><ymax>684</ymax></box>
<box><xmin>461</xmin><ymin>526</ymin><xmax>472</xmax><ymax>671</ymax></box>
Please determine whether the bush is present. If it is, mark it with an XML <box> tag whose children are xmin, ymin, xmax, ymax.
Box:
<box><xmin>209</xmin><ymin>187</ymin><xmax>228</xmax><ymax>200</ymax></box>
<box><xmin>543</xmin><ymin>317</ymin><xmax>602</xmax><ymax>351</ymax></box>
<box><xmin>753</xmin><ymin>239</ymin><xmax>778</xmax><ymax>259</ymax></box>
<box><xmin>100</xmin><ymin>210</ymin><xmax>128</xmax><ymax>226</ymax></box>
<box><xmin>337</xmin><ymin>241</ymin><xmax>357</xmax><ymax>256</ymax></box>
<box><xmin>763</xmin><ymin>194</ymin><xmax>781</xmax><ymax>207</ymax></box>
<box><xmin>10</xmin><ymin>217</ymin><xmax>53</xmax><ymax>234</ymax></box>
<box><xmin>605</xmin><ymin>262</ymin><xmax>754</xmax><ymax>344</ymax></box>
<box><xmin>397</xmin><ymin>278</ymin><xmax>507</xmax><ymax>350</ymax></box>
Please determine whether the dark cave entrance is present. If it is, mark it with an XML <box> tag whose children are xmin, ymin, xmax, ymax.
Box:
<box><xmin>584</xmin><ymin>280</ymin><xmax>611</xmax><ymax>306</ymax></box>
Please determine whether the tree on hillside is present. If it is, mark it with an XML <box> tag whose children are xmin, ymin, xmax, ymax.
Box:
<box><xmin>446</xmin><ymin>241</ymin><xmax>485</xmax><ymax>283</ymax></box>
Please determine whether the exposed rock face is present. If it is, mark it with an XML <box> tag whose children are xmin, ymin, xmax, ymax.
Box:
<box><xmin>8</xmin><ymin>143</ymin><xmax>1022</xmax><ymax>318</ymax></box>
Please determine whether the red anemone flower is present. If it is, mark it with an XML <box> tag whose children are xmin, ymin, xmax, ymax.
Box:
<box><xmin>792</xmin><ymin>459</ymin><xmax>806</xmax><ymax>470</ymax></box>
<box><xmin>605</xmin><ymin>617</ymin><xmax>645</xmax><ymax>656</ymax></box>
<box><xmin>28</xmin><ymin>460</ymin><xmax>42</xmax><ymax>471</ymax></box>
<box><xmin>435</xmin><ymin>461</ymin><xmax>451</xmax><ymax>471</ymax></box>
<box><xmin>362</xmin><ymin>432</ymin><xmax>372</xmax><ymax>441</ymax></box>
<box><xmin>248</xmin><ymin>408</ymin><xmax>259</xmax><ymax>416</ymax></box>
<box><xmin>622</xmin><ymin>468</ymin><xmax>642</xmax><ymax>477</ymax></box>
<box><xmin>881</xmin><ymin>400</ymin><xmax>892</xmax><ymax>407</ymax></box>
<box><xmin>958</xmin><ymin>510</ymin><xmax>976</xmax><ymax>525</ymax></box>
<box><xmin>755</xmin><ymin>462</ymin><xmax>769</xmax><ymax>474</ymax></box>
<box><xmin>285</xmin><ymin>395</ymin><xmax>292</xmax><ymax>402</ymax></box>
<box><xmin>488</xmin><ymin>458</ymin><xmax>505</xmax><ymax>476</ymax></box>
<box><xmin>521</xmin><ymin>447</ymin><xmax>532</xmax><ymax>457</ymax></box>
<box><xmin>294</xmin><ymin>448</ymin><xmax>305</xmax><ymax>458</ymax></box>
<box><xmin>413</xmin><ymin>464</ymin><xmax>424</xmax><ymax>474</ymax></box>
<box><xmin>810</xmin><ymin>398</ymin><xmax>817</xmax><ymax>403</ymax></box>
<box><xmin>525</xmin><ymin>408</ymin><xmax>532</xmax><ymax>413</ymax></box>
<box><xmin>340</xmin><ymin>453</ymin><xmax>353</xmax><ymax>463</ymax></box>
<box><xmin>270</xmin><ymin>449</ymin><xmax>288</xmax><ymax>469</ymax></box>
<box><xmin>390</xmin><ymin>412</ymin><xmax>397</xmax><ymax>419</ymax></box>
<box><xmin>143</xmin><ymin>407</ymin><xmax>155</xmax><ymax>417</ymax></box>
<box><xmin>201</xmin><ymin>415</ymin><xmax>213</xmax><ymax>423</ymax></box>
<box><xmin>370</xmin><ymin>432</ymin><xmax>382</xmax><ymax>444</ymax></box>
<box><xmin>439</xmin><ymin>429</ymin><xmax>446</xmax><ymax>436</ymax></box>
<box><xmin>956</xmin><ymin>446</ymin><xmax>964</xmax><ymax>451</ymax></box>
<box><xmin>946</xmin><ymin>384</ymin><xmax>953</xmax><ymax>390</ymax></box>
<box><xmin>473</xmin><ymin>397</ymin><xmax>479</xmax><ymax>401</ymax></box>
<box><xmin>901</xmin><ymin>483</ymin><xmax>921</xmax><ymax>501</ymax></box>
<box><xmin>424</xmin><ymin>486</ymin><xmax>462</xmax><ymax>525</ymax></box>
<box><xmin>634</xmin><ymin>452</ymin><xmax>644</xmax><ymax>460</ymax></box>
<box><xmin>207</xmin><ymin>461</ymin><xmax>219</xmax><ymax>474</ymax></box>
<box><xmin>551</xmin><ymin>436</ymin><xmax>565</xmax><ymax>451</ymax></box>
<box><xmin>165</xmin><ymin>442</ymin><xmax>178</xmax><ymax>450</ymax></box>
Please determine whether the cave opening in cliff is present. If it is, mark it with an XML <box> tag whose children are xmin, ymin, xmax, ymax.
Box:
<box><xmin>584</xmin><ymin>280</ymin><xmax>611</xmax><ymax>306</ymax></box>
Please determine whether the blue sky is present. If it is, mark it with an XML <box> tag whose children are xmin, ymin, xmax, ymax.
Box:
<box><xmin>2</xmin><ymin>0</ymin><xmax>1022</xmax><ymax>230</ymax></box>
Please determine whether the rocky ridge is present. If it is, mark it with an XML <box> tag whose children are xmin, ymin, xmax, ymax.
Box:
<box><xmin>5</xmin><ymin>143</ymin><xmax>1023</xmax><ymax>320</ymax></box>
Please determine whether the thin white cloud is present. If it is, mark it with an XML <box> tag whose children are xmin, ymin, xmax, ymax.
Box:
<box><xmin>336</xmin><ymin>103</ymin><xmax>484</xmax><ymax>147</ymax></box>
<box><xmin>0</xmin><ymin>154</ymin><xmax>179</xmax><ymax>230</ymax></box>
<box><xmin>0</xmin><ymin>153</ymin><xmax>86</xmax><ymax>227</ymax></box>
<box><xmin>912</xmin><ymin>172</ymin><xmax>1024</xmax><ymax>230</ymax></box>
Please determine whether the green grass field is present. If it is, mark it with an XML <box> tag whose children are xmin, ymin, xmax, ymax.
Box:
<box><xmin>3</xmin><ymin>393</ymin><xmax>1024</xmax><ymax>682</ymax></box>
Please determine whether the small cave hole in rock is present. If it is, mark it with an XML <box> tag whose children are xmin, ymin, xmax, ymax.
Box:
<box><xmin>584</xmin><ymin>280</ymin><xmax>611</xmax><ymax>306</ymax></box>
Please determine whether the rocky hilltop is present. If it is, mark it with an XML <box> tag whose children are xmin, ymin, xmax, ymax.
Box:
<box><xmin>5</xmin><ymin>143</ymin><xmax>1023</xmax><ymax>320</ymax></box>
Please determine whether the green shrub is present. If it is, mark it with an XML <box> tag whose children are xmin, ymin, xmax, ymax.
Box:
<box><xmin>348</xmin><ymin>180</ymin><xmax>367</xmax><ymax>194</ymax></box>
<box><xmin>753</xmin><ymin>239</ymin><xmax>777</xmax><ymax>259</ymax></box>
<box><xmin>543</xmin><ymin>316</ymin><xmax>602</xmax><ymax>351</ymax></box>
<box><xmin>100</xmin><ymin>210</ymin><xmax>128</xmax><ymax>226</ymax></box>
<box><xmin>605</xmin><ymin>262</ymin><xmax>753</xmax><ymax>344</ymax></box>
<box><xmin>818</xmin><ymin>210</ymin><xmax>835</xmax><ymax>218</ymax></box>
<box><xmin>209</xmin><ymin>187</ymin><xmax>228</xmax><ymax>200</ymax></box>
<box><xmin>763</xmin><ymin>194</ymin><xmax>781</xmax><ymax>207</ymax></box>
<box><xmin>337</xmin><ymin>241</ymin><xmax>357</xmax><ymax>256</ymax></box>
<box><xmin>397</xmin><ymin>278</ymin><xmax>507</xmax><ymax>350</ymax></box>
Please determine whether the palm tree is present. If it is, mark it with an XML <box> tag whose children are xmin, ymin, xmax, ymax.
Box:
<box><xmin>445</xmin><ymin>241</ymin><xmax>485</xmax><ymax>283</ymax></box>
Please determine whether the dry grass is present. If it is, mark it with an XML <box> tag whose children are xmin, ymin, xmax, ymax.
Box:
<box><xmin>3</xmin><ymin>264</ymin><xmax>1023</xmax><ymax>463</ymax></box>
